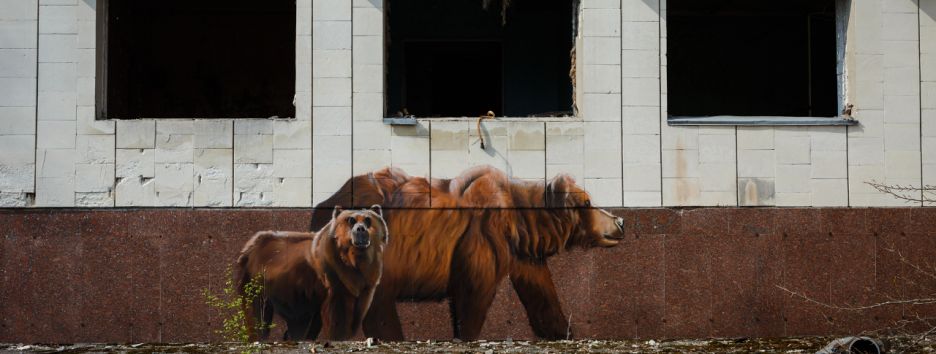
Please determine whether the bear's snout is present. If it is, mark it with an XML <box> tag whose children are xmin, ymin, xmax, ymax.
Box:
<box><xmin>351</xmin><ymin>224</ymin><xmax>370</xmax><ymax>248</ymax></box>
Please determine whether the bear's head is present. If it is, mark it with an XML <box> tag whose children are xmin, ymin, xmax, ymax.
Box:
<box><xmin>545</xmin><ymin>174</ymin><xmax>625</xmax><ymax>248</ymax></box>
<box><xmin>329</xmin><ymin>205</ymin><xmax>389</xmax><ymax>264</ymax></box>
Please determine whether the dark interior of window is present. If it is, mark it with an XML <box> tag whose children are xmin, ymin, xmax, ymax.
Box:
<box><xmin>667</xmin><ymin>0</ymin><xmax>838</xmax><ymax>117</ymax></box>
<box><xmin>386</xmin><ymin>0</ymin><xmax>575</xmax><ymax>118</ymax></box>
<box><xmin>99</xmin><ymin>0</ymin><xmax>295</xmax><ymax>119</ymax></box>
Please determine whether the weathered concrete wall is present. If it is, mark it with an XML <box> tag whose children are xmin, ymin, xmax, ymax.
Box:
<box><xmin>0</xmin><ymin>0</ymin><xmax>934</xmax><ymax>207</ymax></box>
<box><xmin>1</xmin><ymin>207</ymin><xmax>934</xmax><ymax>342</ymax></box>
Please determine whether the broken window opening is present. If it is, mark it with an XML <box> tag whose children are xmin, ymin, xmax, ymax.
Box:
<box><xmin>667</xmin><ymin>0</ymin><xmax>845</xmax><ymax>119</ymax></box>
<box><xmin>96</xmin><ymin>0</ymin><xmax>296</xmax><ymax>119</ymax></box>
<box><xmin>386</xmin><ymin>0</ymin><xmax>578</xmax><ymax>118</ymax></box>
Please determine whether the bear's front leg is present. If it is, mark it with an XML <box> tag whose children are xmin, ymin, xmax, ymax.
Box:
<box><xmin>320</xmin><ymin>286</ymin><xmax>357</xmax><ymax>340</ymax></box>
<box><xmin>510</xmin><ymin>259</ymin><xmax>571</xmax><ymax>339</ymax></box>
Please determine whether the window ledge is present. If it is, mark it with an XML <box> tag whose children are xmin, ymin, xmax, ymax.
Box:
<box><xmin>383</xmin><ymin>116</ymin><xmax>581</xmax><ymax>125</ymax></box>
<box><xmin>668</xmin><ymin>116</ymin><xmax>858</xmax><ymax>126</ymax></box>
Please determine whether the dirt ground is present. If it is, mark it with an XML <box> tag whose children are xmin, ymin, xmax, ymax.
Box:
<box><xmin>2</xmin><ymin>337</ymin><xmax>935</xmax><ymax>354</ymax></box>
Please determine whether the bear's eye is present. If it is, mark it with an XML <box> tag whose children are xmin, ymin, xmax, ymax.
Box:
<box><xmin>584</xmin><ymin>200</ymin><xmax>591</xmax><ymax>207</ymax></box>
<box><xmin>364</xmin><ymin>217</ymin><xmax>372</xmax><ymax>227</ymax></box>
<box><xmin>346</xmin><ymin>217</ymin><xmax>356</xmax><ymax>226</ymax></box>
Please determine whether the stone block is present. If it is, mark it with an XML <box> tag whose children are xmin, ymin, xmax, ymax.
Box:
<box><xmin>313</xmin><ymin>0</ymin><xmax>351</xmax><ymax>21</ymax></box>
<box><xmin>0</xmin><ymin>0</ymin><xmax>39</xmax><ymax>20</ymax></box>
<box><xmin>234</xmin><ymin>163</ymin><xmax>274</xmax><ymax>193</ymax></box>
<box><xmin>312</xmin><ymin>21</ymin><xmax>351</xmax><ymax>50</ymax></box>
<box><xmin>391</xmin><ymin>135</ymin><xmax>430</xmax><ymax>166</ymax></box>
<box><xmin>37</xmin><ymin>90</ymin><xmax>76</xmax><ymax>121</ymax></box>
<box><xmin>810</xmin><ymin>179</ymin><xmax>848</xmax><ymax>207</ymax></box>
<box><xmin>508</xmin><ymin>122</ymin><xmax>545</xmax><ymax>150</ymax></box>
<box><xmin>737</xmin><ymin>149</ymin><xmax>775</xmax><ymax>178</ymax></box>
<box><xmin>546</xmin><ymin>134</ymin><xmax>584</xmax><ymax>165</ymax></box>
<box><xmin>233</xmin><ymin>134</ymin><xmax>274</xmax><ymax>164</ymax></box>
<box><xmin>76</xmin><ymin>134</ymin><xmax>114</xmax><ymax>164</ymax></box>
<box><xmin>352</xmin><ymin>120</ymin><xmax>391</xmax><ymax>150</ymax></box>
<box><xmin>36</xmin><ymin>149</ymin><xmax>77</xmax><ymax>178</ymax></box>
<box><xmin>273</xmin><ymin>177</ymin><xmax>312</xmax><ymax>207</ymax></box>
<box><xmin>698</xmin><ymin>163</ymin><xmax>735</xmax><ymax>192</ymax></box>
<box><xmin>38</xmin><ymin>34</ymin><xmax>76</xmax><ymax>63</ymax></box>
<box><xmin>273</xmin><ymin>149</ymin><xmax>312</xmax><ymax>178</ymax></box>
<box><xmin>584</xmin><ymin>36</ymin><xmax>621</xmax><ymax>65</ymax></box>
<box><xmin>0</xmin><ymin>78</ymin><xmax>37</xmax><ymax>106</ymax></box>
<box><xmin>884</xmin><ymin>150</ymin><xmax>922</xmax><ymax>179</ymax></box>
<box><xmin>621</xmin><ymin>50</ymin><xmax>659</xmax><ymax>78</ymax></box>
<box><xmin>36</xmin><ymin>120</ymin><xmax>75</xmax><ymax>149</ymax></box>
<box><xmin>776</xmin><ymin>164</ymin><xmax>811</xmax><ymax>194</ymax></box>
<box><xmin>116</xmin><ymin>148</ymin><xmax>155</xmax><ymax>178</ymax></box>
<box><xmin>848</xmin><ymin>138</ymin><xmax>884</xmax><ymax>166</ymax></box>
<box><xmin>352</xmin><ymin>92</ymin><xmax>383</xmax><ymax>121</ymax></box>
<box><xmin>115</xmin><ymin>175</ymin><xmax>156</xmax><ymax>206</ymax></box>
<box><xmin>154</xmin><ymin>163</ymin><xmax>194</xmax><ymax>206</ymax></box>
<box><xmin>507</xmin><ymin>150</ymin><xmax>545</xmax><ymax>180</ymax></box>
<box><xmin>352</xmin><ymin>6</ymin><xmax>382</xmax><ymax>36</ymax></box>
<box><xmin>312</xmin><ymin>49</ymin><xmax>352</xmax><ymax>78</ymax></box>
<box><xmin>662</xmin><ymin>177</ymin><xmax>701</xmax><ymax>206</ymax></box>
<box><xmin>582</xmin><ymin>9</ymin><xmax>621</xmax><ymax>37</ymax></box>
<box><xmin>775</xmin><ymin>136</ymin><xmax>811</xmax><ymax>165</ymax></box>
<box><xmin>737</xmin><ymin>127</ymin><xmax>774</xmax><ymax>150</ymax></box>
<box><xmin>352</xmin><ymin>64</ymin><xmax>382</xmax><ymax>93</ymax></box>
<box><xmin>0</xmin><ymin>21</ymin><xmax>38</xmax><ymax>49</ymax></box>
<box><xmin>662</xmin><ymin>148</ymin><xmax>699</xmax><ymax>178</ymax></box>
<box><xmin>75</xmin><ymin>163</ymin><xmax>114</xmax><ymax>193</ymax></box>
<box><xmin>155</xmin><ymin>131</ymin><xmax>193</xmax><ymax>164</ymax></box>
<box><xmin>312</xmin><ymin>77</ymin><xmax>352</xmax><ymax>106</ymax></box>
<box><xmin>623</xmin><ymin>134</ymin><xmax>660</xmax><ymax>164</ymax></box>
<box><xmin>620</xmin><ymin>20</ymin><xmax>659</xmax><ymax>50</ymax></box>
<box><xmin>352</xmin><ymin>34</ymin><xmax>383</xmax><ymax>67</ymax></box>
<box><xmin>583</xmin><ymin>65</ymin><xmax>621</xmax><ymax>94</ymax></box>
<box><xmin>621</xmin><ymin>77</ymin><xmax>660</xmax><ymax>106</ymax></box>
<box><xmin>194</xmin><ymin>148</ymin><xmax>233</xmax><ymax>207</ymax></box>
<box><xmin>737</xmin><ymin>177</ymin><xmax>775</xmax><ymax>206</ymax></box>
<box><xmin>583</xmin><ymin>177</ymin><xmax>622</xmax><ymax>207</ymax></box>
<box><xmin>810</xmin><ymin>150</ymin><xmax>848</xmax><ymax>179</ymax></box>
<box><xmin>313</xmin><ymin>106</ymin><xmax>353</xmax><ymax>135</ymax></box>
<box><xmin>583</xmin><ymin>93</ymin><xmax>622</xmax><ymax>121</ymax></box>
<box><xmin>36</xmin><ymin>176</ymin><xmax>74</xmax><ymax>206</ymax></box>
<box><xmin>273</xmin><ymin>120</ymin><xmax>312</xmax><ymax>149</ymax></box>
<box><xmin>622</xmin><ymin>163</ymin><xmax>661</xmax><ymax>191</ymax></box>
<box><xmin>0</xmin><ymin>135</ymin><xmax>35</xmax><ymax>165</ymax></box>
<box><xmin>234</xmin><ymin>119</ymin><xmax>273</xmax><ymax>135</ymax></box>
<box><xmin>697</xmin><ymin>134</ymin><xmax>734</xmax><ymax>164</ymax></box>
<box><xmin>0</xmin><ymin>163</ymin><xmax>34</xmax><ymax>192</ymax></box>
<box><xmin>194</xmin><ymin>120</ymin><xmax>233</xmax><ymax>149</ymax></box>
<box><xmin>0</xmin><ymin>49</ymin><xmax>36</xmax><ymax>77</ymax></box>
<box><xmin>39</xmin><ymin>4</ymin><xmax>76</xmax><ymax>34</ymax></box>
<box><xmin>75</xmin><ymin>191</ymin><xmax>113</xmax><ymax>207</ymax></box>
<box><xmin>116</xmin><ymin>120</ymin><xmax>155</xmax><ymax>149</ymax></box>
<box><xmin>0</xmin><ymin>107</ymin><xmax>36</xmax><ymax>134</ymax></box>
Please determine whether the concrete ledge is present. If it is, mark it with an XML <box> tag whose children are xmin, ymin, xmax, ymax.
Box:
<box><xmin>668</xmin><ymin>116</ymin><xmax>859</xmax><ymax>126</ymax></box>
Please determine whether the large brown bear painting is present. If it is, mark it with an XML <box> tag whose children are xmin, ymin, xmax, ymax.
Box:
<box><xmin>310</xmin><ymin>165</ymin><xmax>625</xmax><ymax>341</ymax></box>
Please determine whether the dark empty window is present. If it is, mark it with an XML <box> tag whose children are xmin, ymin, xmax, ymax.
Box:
<box><xmin>386</xmin><ymin>0</ymin><xmax>576</xmax><ymax>118</ymax></box>
<box><xmin>97</xmin><ymin>0</ymin><xmax>296</xmax><ymax>119</ymax></box>
<box><xmin>667</xmin><ymin>0</ymin><xmax>840</xmax><ymax>118</ymax></box>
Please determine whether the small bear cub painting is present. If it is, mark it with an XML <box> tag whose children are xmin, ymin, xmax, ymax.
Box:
<box><xmin>237</xmin><ymin>205</ymin><xmax>388</xmax><ymax>341</ymax></box>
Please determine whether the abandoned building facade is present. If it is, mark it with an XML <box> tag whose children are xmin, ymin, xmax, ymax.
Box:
<box><xmin>2</xmin><ymin>0</ymin><xmax>936</xmax><ymax>343</ymax></box>
<box><xmin>0</xmin><ymin>0</ymin><xmax>932</xmax><ymax>208</ymax></box>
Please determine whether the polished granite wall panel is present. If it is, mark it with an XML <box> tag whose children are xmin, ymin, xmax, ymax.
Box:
<box><xmin>1</xmin><ymin>208</ymin><xmax>934</xmax><ymax>343</ymax></box>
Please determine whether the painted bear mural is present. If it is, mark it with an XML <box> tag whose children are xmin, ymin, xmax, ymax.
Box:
<box><xmin>237</xmin><ymin>206</ymin><xmax>388</xmax><ymax>341</ymax></box>
<box><xmin>309</xmin><ymin>165</ymin><xmax>626</xmax><ymax>341</ymax></box>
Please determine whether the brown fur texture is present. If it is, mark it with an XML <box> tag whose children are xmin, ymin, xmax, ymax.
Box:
<box><xmin>310</xmin><ymin>165</ymin><xmax>625</xmax><ymax>340</ymax></box>
<box><xmin>237</xmin><ymin>206</ymin><xmax>388</xmax><ymax>341</ymax></box>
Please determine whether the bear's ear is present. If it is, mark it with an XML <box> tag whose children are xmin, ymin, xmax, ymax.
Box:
<box><xmin>370</xmin><ymin>204</ymin><xmax>383</xmax><ymax>218</ymax></box>
<box><xmin>332</xmin><ymin>205</ymin><xmax>343</xmax><ymax>220</ymax></box>
<box><xmin>545</xmin><ymin>174</ymin><xmax>572</xmax><ymax>208</ymax></box>
<box><xmin>329</xmin><ymin>205</ymin><xmax>342</xmax><ymax>238</ymax></box>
